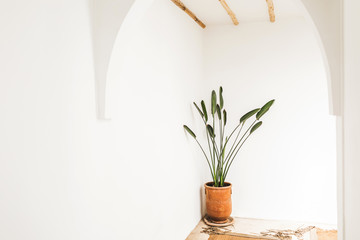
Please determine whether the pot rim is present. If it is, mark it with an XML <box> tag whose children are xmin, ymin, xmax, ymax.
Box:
<box><xmin>204</xmin><ymin>181</ymin><xmax>232</xmax><ymax>190</ymax></box>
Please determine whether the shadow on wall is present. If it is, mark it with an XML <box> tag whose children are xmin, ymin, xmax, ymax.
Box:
<box><xmin>298</xmin><ymin>0</ymin><xmax>342</xmax><ymax>116</ymax></box>
<box><xmin>88</xmin><ymin>0</ymin><xmax>135</xmax><ymax>119</ymax></box>
<box><xmin>200</xmin><ymin>185</ymin><xmax>206</xmax><ymax>217</ymax></box>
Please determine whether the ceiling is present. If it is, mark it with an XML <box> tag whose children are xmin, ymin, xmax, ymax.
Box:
<box><xmin>180</xmin><ymin>0</ymin><xmax>305</xmax><ymax>25</ymax></box>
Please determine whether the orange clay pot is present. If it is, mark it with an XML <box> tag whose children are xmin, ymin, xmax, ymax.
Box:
<box><xmin>204</xmin><ymin>182</ymin><xmax>232</xmax><ymax>223</ymax></box>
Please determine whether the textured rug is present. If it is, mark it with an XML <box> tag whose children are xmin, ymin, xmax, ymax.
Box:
<box><xmin>207</xmin><ymin>229</ymin><xmax>338</xmax><ymax>240</ymax></box>
<box><xmin>316</xmin><ymin>228</ymin><xmax>337</xmax><ymax>240</ymax></box>
<box><xmin>208</xmin><ymin>236</ymin><xmax>271</xmax><ymax>240</ymax></box>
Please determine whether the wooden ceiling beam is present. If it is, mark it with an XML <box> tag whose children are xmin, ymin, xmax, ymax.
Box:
<box><xmin>218</xmin><ymin>0</ymin><xmax>239</xmax><ymax>25</ymax></box>
<box><xmin>266</xmin><ymin>0</ymin><xmax>275</xmax><ymax>22</ymax></box>
<box><xmin>171</xmin><ymin>0</ymin><xmax>206</xmax><ymax>29</ymax></box>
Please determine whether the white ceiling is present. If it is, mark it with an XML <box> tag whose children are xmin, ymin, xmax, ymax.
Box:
<box><xmin>180</xmin><ymin>0</ymin><xmax>305</xmax><ymax>25</ymax></box>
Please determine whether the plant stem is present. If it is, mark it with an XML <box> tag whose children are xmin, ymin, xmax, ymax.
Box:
<box><xmin>212</xmin><ymin>115</ymin><xmax>218</xmax><ymax>186</ymax></box>
<box><xmin>220</xmin><ymin>120</ymin><xmax>257</xmax><ymax>184</ymax></box>
<box><xmin>219</xmin><ymin>123</ymin><xmax>241</xmax><ymax>157</ymax></box>
<box><xmin>195</xmin><ymin>139</ymin><xmax>214</xmax><ymax>180</ymax></box>
<box><xmin>201</xmin><ymin>118</ymin><xmax>216</xmax><ymax>183</ymax></box>
<box><xmin>226</xmin><ymin>123</ymin><xmax>244</xmax><ymax>162</ymax></box>
<box><xmin>223</xmin><ymin>133</ymin><xmax>251</xmax><ymax>179</ymax></box>
<box><xmin>224</xmin><ymin>120</ymin><xmax>256</xmax><ymax>166</ymax></box>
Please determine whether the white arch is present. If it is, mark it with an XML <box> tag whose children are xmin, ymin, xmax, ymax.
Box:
<box><xmin>298</xmin><ymin>0</ymin><xmax>343</xmax><ymax>116</ymax></box>
<box><xmin>296</xmin><ymin>1</ymin><xmax>343</xmax><ymax>239</ymax></box>
<box><xmin>99</xmin><ymin>0</ymin><xmax>342</xmax><ymax>118</ymax></box>
<box><xmin>294</xmin><ymin>2</ymin><xmax>343</xmax><ymax>239</ymax></box>
<box><xmin>89</xmin><ymin>0</ymin><xmax>138</xmax><ymax>119</ymax></box>
<box><xmin>102</xmin><ymin>0</ymin><xmax>343</xmax><ymax>233</ymax></box>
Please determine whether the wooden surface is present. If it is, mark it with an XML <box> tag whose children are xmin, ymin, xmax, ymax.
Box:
<box><xmin>316</xmin><ymin>228</ymin><xmax>338</xmax><ymax>240</ymax></box>
<box><xmin>186</xmin><ymin>217</ymin><xmax>337</xmax><ymax>240</ymax></box>
<box><xmin>171</xmin><ymin>0</ymin><xmax>275</xmax><ymax>26</ymax></box>
<box><xmin>265</xmin><ymin>0</ymin><xmax>275</xmax><ymax>22</ymax></box>
<box><xmin>209</xmin><ymin>235</ymin><xmax>270</xmax><ymax>240</ymax></box>
<box><xmin>171</xmin><ymin>0</ymin><xmax>206</xmax><ymax>28</ymax></box>
<box><xmin>218</xmin><ymin>0</ymin><xmax>239</xmax><ymax>25</ymax></box>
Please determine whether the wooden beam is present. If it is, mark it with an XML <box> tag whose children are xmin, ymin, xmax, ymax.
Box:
<box><xmin>266</xmin><ymin>0</ymin><xmax>275</xmax><ymax>22</ymax></box>
<box><xmin>171</xmin><ymin>0</ymin><xmax>206</xmax><ymax>29</ymax></box>
<box><xmin>218</xmin><ymin>0</ymin><xmax>239</xmax><ymax>26</ymax></box>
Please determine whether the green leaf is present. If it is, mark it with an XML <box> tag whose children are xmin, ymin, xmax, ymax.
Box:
<box><xmin>256</xmin><ymin>99</ymin><xmax>275</xmax><ymax>120</ymax></box>
<box><xmin>193</xmin><ymin>102</ymin><xmax>204</xmax><ymax>118</ymax></box>
<box><xmin>201</xmin><ymin>100</ymin><xmax>208</xmax><ymax>122</ymax></box>
<box><xmin>206</xmin><ymin>125</ymin><xmax>215</xmax><ymax>138</ymax></box>
<box><xmin>211</xmin><ymin>90</ymin><xmax>217</xmax><ymax>115</ymax></box>
<box><xmin>250</xmin><ymin>121</ymin><xmax>263</xmax><ymax>134</ymax></box>
<box><xmin>216</xmin><ymin>104</ymin><xmax>221</xmax><ymax>120</ymax></box>
<box><xmin>223</xmin><ymin>110</ymin><xmax>227</xmax><ymax>126</ymax></box>
<box><xmin>240</xmin><ymin>108</ymin><xmax>260</xmax><ymax>124</ymax></box>
<box><xmin>219</xmin><ymin>86</ymin><xmax>224</xmax><ymax>109</ymax></box>
<box><xmin>183</xmin><ymin>125</ymin><xmax>196</xmax><ymax>138</ymax></box>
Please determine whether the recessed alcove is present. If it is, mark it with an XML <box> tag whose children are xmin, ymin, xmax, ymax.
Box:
<box><xmin>103</xmin><ymin>0</ymin><xmax>338</xmax><ymax>239</ymax></box>
<box><xmin>0</xmin><ymin>0</ymin><xmax>347</xmax><ymax>240</ymax></box>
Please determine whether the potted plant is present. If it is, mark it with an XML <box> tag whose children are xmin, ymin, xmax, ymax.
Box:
<box><xmin>183</xmin><ymin>87</ymin><xmax>274</xmax><ymax>223</ymax></box>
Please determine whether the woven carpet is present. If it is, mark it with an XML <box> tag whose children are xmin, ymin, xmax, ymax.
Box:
<box><xmin>316</xmin><ymin>228</ymin><xmax>337</xmax><ymax>240</ymax></box>
<box><xmin>208</xmin><ymin>229</ymin><xmax>338</xmax><ymax>240</ymax></box>
<box><xmin>208</xmin><ymin>236</ymin><xmax>270</xmax><ymax>240</ymax></box>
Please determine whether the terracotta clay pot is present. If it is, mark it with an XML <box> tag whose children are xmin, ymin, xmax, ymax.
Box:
<box><xmin>204</xmin><ymin>182</ymin><xmax>232</xmax><ymax>223</ymax></box>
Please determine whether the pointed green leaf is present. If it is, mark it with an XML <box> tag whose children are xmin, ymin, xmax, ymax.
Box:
<box><xmin>201</xmin><ymin>100</ymin><xmax>208</xmax><ymax>122</ymax></box>
<box><xmin>211</xmin><ymin>90</ymin><xmax>217</xmax><ymax>115</ymax></box>
<box><xmin>256</xmin><ymin>99</ymin><xmax>275</xmax><ymax>120</ymax></box>
<box><xmin>183</xmin><ymin>125</ymin><xmax>196</xmax><ymax>138</ymax></box>
<box><xmin>240</xmin><ymin>108</ymin><xmax>260</xmax><ymax>124</ymax></box>
<box><xmin>223</xmin><ymin>110</ymin><xmax>227</xmax><ymax>126</ymax></box>
<box><xmin>216</xmin><ymin>104</ymin><xmax>221</xmax><ymax>120</ymax></box>
<box><xmin>193</xmin><ymin>102</ymin><xmax>204</xmax><ymax>118</ymax></box>
<box><xmin>219</xmin><ymin>86</ymin><xmax>224</xmax><ymax>109</ymax></box>
<box><xmin>250</xmin><ymin>121</ymin><xmax>263</xmax><ymax>134</ymax></box>
<box><xmin>206</xmin><ymin>125</ymin><xmax>215</xmax><ymax>138</ymax></box>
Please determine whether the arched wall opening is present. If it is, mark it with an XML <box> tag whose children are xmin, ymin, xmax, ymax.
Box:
<box><xmin>0</xmin><ymin>0</ymin><xmax>341</xmax><ymax>240</ymax></box>
<box><xmin>105</xmin><ymin>0</ymin><xmax>339</xmax><ymax>238</ymax></box>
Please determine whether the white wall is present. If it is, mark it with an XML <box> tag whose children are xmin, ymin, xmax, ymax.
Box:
<box><xmin>343</xmin><ymin>0</ymin><xmax>360</xmax><ymax>239</ymax></box>
<box><xmin>202</xmin><ymin>18</ymin><xmax>337</xmax><ymax>224</ymax></box>
<box><xmin>300</xmin><ymin>0</ymin><xmax>343</xmax><ymax>116</ymax></box>
<box><xmin>0</xmin><ymin>0</ymin><xmax>204</xmax><ymax>239</ymax></box>
<box><xmin>0</xmin><ymin>0</ymin><xmax>339</xmax><ymax>239</ymax></box>
<box><xmin>107</xmin><ymin>0</ymin><xmax>207</xmax><ymax>239</ymax></box>
<box><xmin>89</xmin><ymin>0</ymin><xmax>136</xmax><ymax>119</ymax></box>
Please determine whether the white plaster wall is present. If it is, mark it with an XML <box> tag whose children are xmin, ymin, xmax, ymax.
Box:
<box><xmin>0</xmin><ymin>0</ymin><xmax>204</xmax><ymax>239</ymax></box>
<box><xmin>106</xmin><ymin>0</ymin><xmax>207</xmax><ymax>239</ymax></box>
<box><xmin>89</xmin><ymin>0</ymin><xmax>136</xmax><ymax>119</ymax></box>
<box><xmin>300</xmin><ymin>0</ymin><xmax>343</xmax><ymax>116</ymax></box>
<box><xmin>203</xmin><ymin>18</ymin><xmax>337</xmax><ymax>224</ymax></box>
<box><xmin>0</xmin><ymin>0</ymin><xmax>340</xmax><ymax>239</ymax></box>
<box><xmin>343</xmin><ymin>0</ymin><xmax>360</xmax><ymax>239</ymax></box>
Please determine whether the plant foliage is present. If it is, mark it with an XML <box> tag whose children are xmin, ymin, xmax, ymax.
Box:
<box><xmin>183</xmin><ymin>87</ymin><xmax>275</xmax><ymax>187</ymax></box>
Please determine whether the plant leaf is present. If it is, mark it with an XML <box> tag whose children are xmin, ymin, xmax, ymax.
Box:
<box><xmin>193</xmin><ymin>102</ymin><xmax>204</xmax><ymax>118</ymax></box>
<box><xmin>256</xmin><ymin>99</ymin><xmax>275</xmax><ymax>120</ymax></box>
<box><xmin>216</xmin><ymin>104</ymin><xmax>221</xmax><ymax>120</ymax></box>
<box><xmin>201</xmin><ymin>100</ymin><xmax>208</xmax><ymax>122</ymax></box>
<box><xmin>219</xmin><ymin>86</ymin><xmax>224</xmax><ymax>109</ymax></box>
<box><xmin>211</xmin><ymin>90</ymin><xmax>217</xmax><ymax>115</ymax></box>
<box><xmin>183</xmin><ymin>125</ymin><xmax>196</xmax><ymax>138</ymax></box>
<box><xmin>223</xmin><ymin>110</ymin><xmax>227</xmax><ymax>126</ymax></box>
<box><xmin>250</xmin><ymin>121</ymin><xmax>263</xmax><ymax>134</ymax></box>
<box><xmin>240</xmin><ymin>108</ymin><xmax>260</xmax><ymax>124</ymax></box>
<box><xmin>206</xmin><ymin>125</ymin><xmax>215</xmax><ymax>138</ymax></box>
